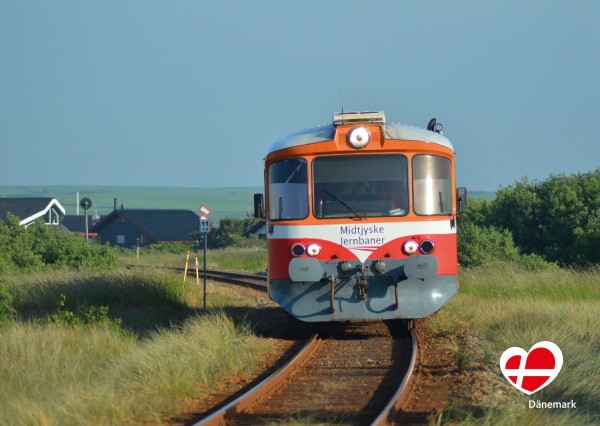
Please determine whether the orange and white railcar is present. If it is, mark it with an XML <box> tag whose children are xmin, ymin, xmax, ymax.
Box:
<box><xmin>254</xmin><ymin>112</ymin><xmax>467</xmax><ymax>322</ymax></box>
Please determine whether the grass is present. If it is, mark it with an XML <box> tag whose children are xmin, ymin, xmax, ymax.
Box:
<box><xmin>205</xmin><ymin>246</ymin><xmax>267</xmax><ymax>273</ymax></box>
<box><xmin>123</xmin><ymin>246</ymin><xmax>268</xmax><ymax>274</ymax></box>
<box><xmin>6</xmin><ymin>269</ymin><xmax>189</xmax><ymax>334</ymax></box>
<box><xmin>2</xmin><ymin>250</ymin><xmax>598</xmax><ymax>425</ymax></box>
<box><xmin>0</xmin><ymin>268</ymin><xmax>273</xmax><ymax>425</ymax></box>
<box><xmin>429</xmin><ymin>264</ymin><xmax>600</xmax><ymax>425</ymax></box>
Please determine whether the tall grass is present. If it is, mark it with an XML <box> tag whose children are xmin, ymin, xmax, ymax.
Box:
<box><xmin>7</xmin><ymin>269</ymin><xmax>186</xmax><ymax>311</ymax></box>
<box><xmin>5</xmin><ymin>269</ymin><xmax>190</xmax><ymax>335</ymax></box>
<box><xmin>433</xmin><ymin>264</ymin><xmax>600</xmax><ymax>425</ymax></box>
<box><xmin>0</xmin><ymin>269</ymin><xmax>272</xmax><ymax>425</ymax></box>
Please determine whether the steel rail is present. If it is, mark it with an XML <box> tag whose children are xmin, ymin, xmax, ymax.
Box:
<box><xmin>129</xmin><ymin>264</ymin><xmax>267</xmax><ymax>291</ymax></box>
<box><xmin>203</xmin><ymin>269</ymin><xmax>267</xmax><ymax>282</ymax></box>
<box><xmin>370</xmin><ymin>328</ymin><xmax>419</xmax><ymax>425</ymax></box>
<box><xmin>201</xmin><ymin>269</ymin><xmax>267</xmax><ymax>292</ymax></box>
<box><xmin>194</xmin><ymin>333</ymin><xmax>321</xmax><ymax>426</ymax></box>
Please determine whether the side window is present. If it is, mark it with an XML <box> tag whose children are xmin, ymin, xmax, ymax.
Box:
<box><xmin>268</xmin><ymin>159</ymin><xmax>308</xmax><ymax>220</ymax></box>
<box><xmin>413</xmin><ymin>155</ymin><xmax>452</xmax><ymax>215</ymax></box>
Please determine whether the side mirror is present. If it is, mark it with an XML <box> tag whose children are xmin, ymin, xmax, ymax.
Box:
<box><xmin>253</xmin><ymin>193</ymin><xmax>265</xmax><ymax>219</ymax></box>
<box><xmin>456</xmin><ymin>187</ymin><xmax>467</xmax><ymax>212</ymax></box>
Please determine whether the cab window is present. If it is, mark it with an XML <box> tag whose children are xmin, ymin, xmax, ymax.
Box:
<box><xmin>413</xmin><ymin>155</ymin><xmax>452</xmax><ymax>215</ymax></box>
<box><xmin>268</xmin><ymin>159</ymin><xmax>308</xmax><ymax>220</ymax></box>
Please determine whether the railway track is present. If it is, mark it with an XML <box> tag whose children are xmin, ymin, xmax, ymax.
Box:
<box><xmin>133</xmin><ymin>265</ymin><xmax>421</xmax><ymax>424</ymax></box>
<box><xmin>130</xmin><ymin>264</ymin><xmax>268</xmax><ymax>292</ymax></box>
<box><xmin>200</xmin><ymin>269</ymin><xmax>267</xmax><ymax>292</ymax></box>
<box><xmin>195</xmin><ymin>320</ymin><xmax>417</xmax><ymax>426</ymax></box>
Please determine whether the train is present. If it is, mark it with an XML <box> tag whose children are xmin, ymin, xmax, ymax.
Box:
<box><xmin>254</xmin><ymin>111</ymin><xmax>467</xmax><ymax>322</ymax></box>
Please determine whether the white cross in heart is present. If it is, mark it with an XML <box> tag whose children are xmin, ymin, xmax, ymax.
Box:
<box><xmin>499</xmin><ymin>341</ymin><xmax>563</xmax><ymax>395</ymax></box>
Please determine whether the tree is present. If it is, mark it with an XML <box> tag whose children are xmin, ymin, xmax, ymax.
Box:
<box><xmin>472</xmin><ymin>168</ymin><xmax>600</xmax><ymax>266</ymax></box>
<box><xmin>207</xmin><ymin>217</ymin><xmax>261</xmax><ymax>249</ymax></box>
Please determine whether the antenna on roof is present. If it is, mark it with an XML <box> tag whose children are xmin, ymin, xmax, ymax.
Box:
<box><xmin>340</xmin><ymin>90</ymin><xmax>344</xmax><ymax>116</ymax></box>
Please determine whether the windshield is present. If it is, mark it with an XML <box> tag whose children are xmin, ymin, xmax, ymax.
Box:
<box><xmin>313</xmin><ymin>155</ymin><xmax>409</xmax><ymax>218</ymax></box>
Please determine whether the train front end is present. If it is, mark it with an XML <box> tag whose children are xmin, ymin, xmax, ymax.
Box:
<box><xmin>256</xmin><ymin>112</ymin><xmax>467</xmax><ymax>322</ymax></box>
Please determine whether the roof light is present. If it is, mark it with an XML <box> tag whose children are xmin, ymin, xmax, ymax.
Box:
<box><xmin>333</xmin><ymin>111</ymin><xmax>386</xmax><ymax>127</ymax></box>
<box><xmin>347</xmin><ymin>126</ymin><xmax>371</xmax><ymax>149</ymax></box>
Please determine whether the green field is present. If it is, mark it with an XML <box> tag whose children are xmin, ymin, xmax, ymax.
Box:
<box><xmin>0</xmin><ymin>185</ymin><xmax>263</xmax><ymax>224</ymax></box>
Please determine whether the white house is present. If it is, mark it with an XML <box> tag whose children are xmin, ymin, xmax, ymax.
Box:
<box><xmin>0</xmin><ymin>197</ymin><xmax>66</xmax><ymax>227</ymax></box>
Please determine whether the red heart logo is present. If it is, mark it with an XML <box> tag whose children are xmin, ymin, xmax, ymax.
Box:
<box><xmin>500</xmin><ymin>341</ymin><xmax>563</xmax><ymax>395</ymax></box>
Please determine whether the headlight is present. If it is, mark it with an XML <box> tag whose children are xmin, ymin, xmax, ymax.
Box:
<box><xmin>403</xmin><ymin>240</ymin><xmax>419</xmax><ymax>255</ymax></box>
<box><xmin>291</xmin><ymin>243</ymin><xmax>305</xmax><ymax>257</ymax></box>
<box><xmin>419</xmin><ymin>240</ymin><xmax>435</xmax><ymax>254</ymax></box>
<box><xmin>347</xmin><ymin>126</ymin><xmax>371</xmax><ymax>149</ymax></box>
<box><xmin>306</xmin><ymin>243</ymin><xmax>322</xmax><ymax>257</ymax></box>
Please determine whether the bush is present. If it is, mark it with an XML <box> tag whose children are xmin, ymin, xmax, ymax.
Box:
<box><xmin>0</xmin><ymin>214</ymin><xmax>121</xmax><ymax>272</ymax></box>
<box><xmin>458</xmin><ymin>212</ymin><xmax>558</xmax><ymax>271</ymax></box>
<box><xmin>206</xmin><ymin>217</ymin><xmax>262</xmax><ymax>249</ymax></box>
<box><xmin>458</xmin><ymin>221</ymin><xmax>520</xmax><ymax>268</ymax></box>
<box><xmin>490</xmin><ymin>169</ymin><xmax>600</xmax><ymax>266</ymax></box>
<box><xmin>0</xmin><ymin>282</ymin><xmax>16</xmax><ymax>325</ymax></box>
<box><xmin>518</xmin><ymin>252</ymin><xmax>560</xmax><ymax>272</ymax></box>
<box><xmin>46</xmin><ymin>294</ymin><xmax>123</xmax><ymax>332</ymax></box>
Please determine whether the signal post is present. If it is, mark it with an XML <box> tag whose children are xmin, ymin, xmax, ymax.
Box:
<box><xmin>199</xmin><ymin>205</ymin><xmax>211</xmax><ymax>309</ymax></box>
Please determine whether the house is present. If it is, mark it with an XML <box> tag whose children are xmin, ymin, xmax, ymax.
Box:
<box><xmin>90</xmin><ymin>209</ymin><xmax>200</xmax><ymax>248</ymax></box>
<box><xmin>62</xmin><ymin>214</ymin><xmax>102</xmax><ymax>242</ymax></box>
<box><xmin>62</xmin><ymin>214</ymin><xmax>102</xmax><ymax>233</ymax></box>
<box><xmin>0</xmin><ymin>197</ymin><xmax>66</xmax><ymax>227</ymax></box>
<box><xmin>245</xmin><ymin>220</ymin><xmax>267</xmax><ymax>239</ymax></box>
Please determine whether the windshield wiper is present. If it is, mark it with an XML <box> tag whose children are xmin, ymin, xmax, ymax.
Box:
<box><xmin>323</xmin><ymin>190</ymin><xmax>363</xmax><ymax>219</ymax></box>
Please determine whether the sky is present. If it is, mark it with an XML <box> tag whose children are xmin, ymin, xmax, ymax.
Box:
<box><xmin>1</xmin><ymin>1</ymin><xmax>599</xmax><ymax>192</ymax></box>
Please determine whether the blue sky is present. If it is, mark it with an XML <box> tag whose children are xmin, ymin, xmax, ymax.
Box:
<box><xmin>1</xmin><ymin>1</ymin><xmax>599</xmax><ymax>191</ymax></box>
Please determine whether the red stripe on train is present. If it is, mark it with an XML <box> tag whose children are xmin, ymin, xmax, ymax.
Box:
<box><xmin>268</xmin><ymin>233</ymin><xmax>458</xmax><ymax>280</ymax></box>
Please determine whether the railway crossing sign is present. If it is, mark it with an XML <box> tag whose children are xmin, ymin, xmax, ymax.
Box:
<box><xmin>197</xmin><ymin>204</ymin><xmax>212</xmax><ymax>310</ymax></box>
<box><xmin>199</xmin><ymin>205</ymin><xmax>211</xmax><ymax>234</ymax></box>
